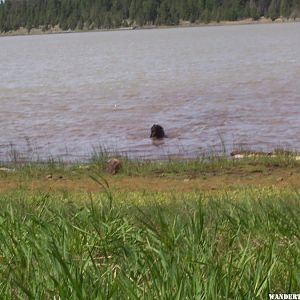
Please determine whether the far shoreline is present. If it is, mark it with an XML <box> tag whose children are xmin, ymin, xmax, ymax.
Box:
<box><xmin>1</xmin><ymin>17</ymin><xmax>299</xmax><ymax>38</ymax></box>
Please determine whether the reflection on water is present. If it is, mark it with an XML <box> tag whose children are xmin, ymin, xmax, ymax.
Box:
<box><xmin>0</xmin><ymin>23</ymin><xmax>300</xmax><ymax>160</ymax></box>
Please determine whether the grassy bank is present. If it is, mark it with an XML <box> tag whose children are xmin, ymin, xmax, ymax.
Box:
<box><xmin>1</xmin><ymin>154</ymin><xmax>300</xmax><ymax>298</ymax></box>
<box><xmin>1</xmin><ymin>150</ymin><xmax>300</xmax><ymax>192</ymax></box>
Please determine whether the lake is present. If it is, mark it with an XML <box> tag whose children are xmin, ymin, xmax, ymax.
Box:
<box><xmin>0</xmin><ymin>22</ymin><xmax>299</xmax><ymax>160</ymax></box>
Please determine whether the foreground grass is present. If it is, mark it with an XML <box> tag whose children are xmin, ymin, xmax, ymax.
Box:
<box><xmin>0</xmin><ymin>185</ymin><xmax>299</xmax><ymax>299</ymax></box>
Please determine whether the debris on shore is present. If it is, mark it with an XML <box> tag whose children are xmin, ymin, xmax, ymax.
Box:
<box><xmin>106</xmin><ymin>158</ymin><xmax>122</xmax><ymax>174</ymax></box>
<box><xmin>0</xmin><ymin>167</ymin><xmax>16</xmax><ymax>173</ymax></box>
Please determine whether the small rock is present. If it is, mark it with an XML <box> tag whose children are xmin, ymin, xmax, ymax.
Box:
<box><xmin>183</xmin><ymin>179</ymin><xmax>190</xmax><ymax>182</ymax></box>
<box><xmin>0</xmin><ymin>167</ymin><xmax>16</xmax><ymax>173</ymax></box>
<box><xmin>106</xmin><ymin>158</ymin><xmax>122</xmax><ymax>174</ymax></box>
<box><xmin>46</xmin><ymin>174</ymin><xmax>52</xmax><ymax>179</ymax></box>
<box><xmin>231</xmin><ymin>154</ymin><xmax>245</xmax><ymax>159</ymax></box>
<box><xmin>78</xmin><ymin>165</ymin><xmax>90</xmax><ymax>169</ymax></box>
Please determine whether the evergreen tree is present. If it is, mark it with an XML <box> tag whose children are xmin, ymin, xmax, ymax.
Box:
<box><xmin>250</xmin><ymin>0</ymin><xmax>260</xmax><ymax>19</ymax></box>
<box><xmin>268</xmin><ymin>0</ymin><xmax>279</xmax><ymax>20</ymax></box>
<box><xmin>279</xmin><ymin>0</ymin><xmax>290</xmax><ymax>17</ymax></box>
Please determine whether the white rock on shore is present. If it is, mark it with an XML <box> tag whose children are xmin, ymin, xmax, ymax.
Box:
<box><xmin>0</xmin><ymin>167</ymin><xmax>16</xmax><ymax>173</ymax></box>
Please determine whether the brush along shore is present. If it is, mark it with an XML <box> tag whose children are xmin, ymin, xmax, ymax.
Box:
<box><xmin>1</xmin><ymin>150</ymin><xmax>300</xmax><ymax>192</ymax></box>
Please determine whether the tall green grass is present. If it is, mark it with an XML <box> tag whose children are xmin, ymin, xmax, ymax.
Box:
<box><xmin>0</xmin><ymin>187</ymin><xmax>299</xmax><ymax>299</ymax></box>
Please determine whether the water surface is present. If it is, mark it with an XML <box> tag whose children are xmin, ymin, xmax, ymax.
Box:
<box><xmin>0</xmin><ymin>23</ymin><xmax>299</xmax><ymax>160</ymax></box>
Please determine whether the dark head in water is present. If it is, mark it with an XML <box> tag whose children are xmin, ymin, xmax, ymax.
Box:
<box><xmin>150</xmin><ymin>124</ymin><xmax>166</xmax><ymax>139</ymax></box>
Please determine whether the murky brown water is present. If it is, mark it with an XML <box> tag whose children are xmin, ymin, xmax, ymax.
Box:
<box><xmin>0</xmin><ymin>23</ymin><xmax>300</xmax><ymax>160</ymax></box>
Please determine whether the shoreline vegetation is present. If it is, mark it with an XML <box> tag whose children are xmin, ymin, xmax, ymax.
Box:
<box><xmin>1</xmin><ymin>150</ymin><xmax>300</xmax><ymax>297</ymax></box>
<box><xmin>0</xmin><ymin>17</ymin><xmax>299</xmax><ymax>37</ymax></box>
<box><xmin>2</xmin><ymin>148</ymin><xmax>300</xmax><ymax>192</ymax></box>
<box><xmin>1</xmin><ymin>0</ymin><xmax>300</xmax><ymax>37</ymax></box>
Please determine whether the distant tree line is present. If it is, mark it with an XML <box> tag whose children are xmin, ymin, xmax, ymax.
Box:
<box><xmin>0</xmin><ymin>0</ymin><xmax>299</xmax><ymax>33</ymax></box>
